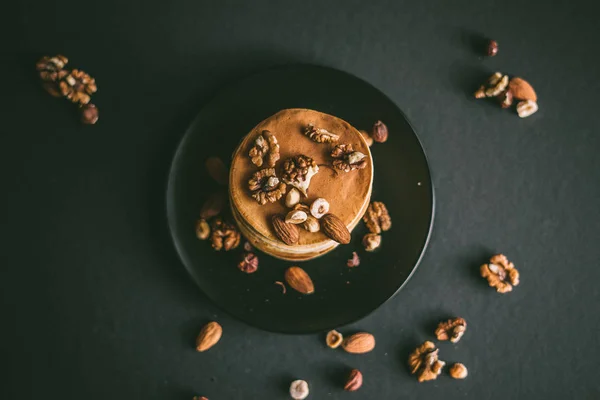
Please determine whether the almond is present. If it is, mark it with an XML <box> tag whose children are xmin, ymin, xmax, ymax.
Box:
<box><xmin>342</xmin><ymin>332</ymin><xmax>375</xmax><ymax>354</ymax></box>
<box><xmin>321</xmin><ymin>214</ymin><xmax>351</xmax><ymax>244</ymax></box>
<box><xmin>196</xmin><ymin>321</ymin><xmax>222</xmax><ymax>352</ymax></box>
<box><xmin>508</xmin><ymin>77</ymin><xmax>537</xmax><ymax>102</ymax></box>
<box><xmin>272</xmin><ymin>215</ymin><xmax>299</xmax><ymax>245</ymax></box>
<box><xmin>285</xmin><ymin>266</ymin><xmax>315</xmax><ymax>294</ymax></box>
<box><xmin>199</xmin><ymin>192</ymin><xmax>225</xmax><ymax>219</ymax></box>
<box><xmin>205</xmin><ymin>157</ymin><xmax>228</xmax><ymax>185</ymax></box>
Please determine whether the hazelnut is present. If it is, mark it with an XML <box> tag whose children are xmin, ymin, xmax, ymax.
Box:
<box><xmin>289</xmin><ymin>380</ymin><xmax>309</xmax><ymax>400</ymax></box>
<box><xmin>285</xmin><ymin>209</ymin><xmax>308</xmax><ymax>224</ymax></box>
<box><xmin>326</xmin><ymin>329</ymin><xmax>343</xmax><ymax>349</ymax></box>
<box><xmin>309</xmin><ymin>198</ymin><xmax>329</xmax><ymax>219</ymax></box>
<box><xmin>344</xmin><ymin>369</ymin><xmax>363</xmax><ymax>391</ymax></box>
<box><xmin>449</xmin><ymin>363</ymin><xmax>468</xmax><ymax>379</ymax></box>
<box><xmin>486</xmin><ymin>39</ymin><xmax>498</xmax><ymax>56</ymax></box>
<box><xmin>285</xmin><ymin>187</ymin><xmax>301</xmax><ymax>208</ymax></box>
<box><xmin>371</xmin><ymin>120</ymin><xmax>389</xmax><ymax>143</ymax></box>
<box><xmin>195</xmin><ymin>219</ymin><xmax>210</xmax><ymax>240</ymax></box>
<box><xmin>80</xmin><ymin>103</ymin><xmax>99</xmax><ymax>124</ymax></box>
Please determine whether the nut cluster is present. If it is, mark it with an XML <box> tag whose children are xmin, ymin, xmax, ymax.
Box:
<box><xmin>36</xmin><ymin>55</ymin><xmax>99</xmax><ymax>124</ymax></box>
<box><xmin>248</xmin><ymin>168</ymin><xmax>287</xmax><ymax>205</ymax></box>
<box><xmin>304</xmin><ymin>124</ymin><xmax>340</xmax><ymax>143</ymax></box>
<box><xmin>331</xmin><ymin>144</ymin><xmax>367</xmax><ymax>172</ymax></box>
<box><xmin>281</xmin><ymin>155</ymin><xmax>319</xmax><ymax>196</ymax></box>
<box><xmin>475</xmin><ymin>72</ymin><xmax>539</xmax><ymax>118</ymax></box>
<box><xmin>249</xmin><ymin>130</ymin><xmax>280</xmax><ymax>167</ymax></box>
<box><xmin>480</xmin><ymin>254</ymin><xmax>520</xmax><ymax>293</ymax></box>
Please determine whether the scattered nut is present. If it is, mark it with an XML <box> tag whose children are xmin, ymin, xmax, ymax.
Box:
<box><xmin>485</xmin><ymin>73</ymin><xmax>509</xmax><ymax>97</ymax></box>
<box><xmin>195</xmin><ymin>219</ymin><xmax>211</xmax><ymax>240</ymax></box>
<box><xmin>281</xmin><ymin>155</ymin><xmax>319</xmax><ymax>196</ymax></box>
<box><xmin>509</xmin><ymin>77</ymin><xmax>537</xmax><ymax>102</ymax></box>
<box><xmin>362</xmin><ymin>233</ymin><xmax>381</xmax><ymax>251</ymax></box>
<box><xmin>274</xmin><ymin>281</ymin><xmax>287</xmax><ymax>294</ymax></box>
<box><xmin>289</xmin><ymin>380</ymin><xmax>309</xmax><ymax>400</ymax></box>
<box><xmin>359</xmin><ymin>130</ymin><xmax>374</xmax><ymax>146</ymax></box>
<box><xmin>36</xmin><ymin>55</ymin><xmax>68</xmax><ymax>82</ymax></box>
<box><xmin>347</xmin><ymin>251</ymin><xmax>360</xmax><ymax>267</ymax></box>
<box><xmin>309</xmin><ymin>198</ymin><xmax>329</xmax><ymax>219</ymax></box>
<box><xmin>435</xmin><ymin>318</ymin><xmax>467</xmax><ymax>343</ymax></box>
<box><xmin>285</xmin><ymin>209</ymin><xmax>308</xmax><ymax>224</ymax></box>
<box><xmin>249</xmin><ymin>130</ymin><xmax>280</xmax><ymax>167</ymax></box>
<box><xmin>326</xmin><ymin>330</ymin><xmax>343</xmax><ymax>349</ymax></box>
<box><xmin>371</xmin><ymin>120</ymin><xmax>389</xmax><ymax>143</ymax></box>
<box><xmin>302</xmin><ymin>215</ymin><xmax>320</xmax><ymax>232</ymax></box>
<box><xmin>80</xmin><ymin>103</ymin><xmax>99</xmax><ymax>124</ymax></box>
<box><xmin>344</xmin><ymin>369</ymin><xmax>363</xmax><ymax>391</ymax></box>
<box><xmin>331</xmin><ymin>144</ymin><xmax>368</xmax><ymax>172</ymax></box>
<box><xmin>486</xmin><ymin>39</ymin><xmax>498</xmax><ymax>56</ymax></box>
<box><xmin>480</xmin><ymin>254</ymin><xmax>519</xmax><ymax>293</ymax></box>
<box><xmin>321</xmin><ymin>214</ymin><xmax>351</xmax><ymax>244</ymax></box>
<box><xmin>196</xmin><ymin>321</ymin><xmax>222</xmax><ymax>352</ymax></box>
<box><xmin>285</xmin><ymin>187</ymin><xmax>301</xmax><ymax>208</ymax></box>
<box><xmin>210</xmin><ymin>218</ymin><xmax>240</xmax><ymax>251</ymax></box>
<box><xmin>200</xmin><ymin>191</ymin><xmax>226</xmax><ymax>219</ymax></box>
<box><xmin>498</xmin><ymin>90</ymin><xmax>513</xmax><ymax>109</ymax></box>
<box><xmin>272</xmin><ymin>215</ymin><xmax>300</xmax><ymax>245</ymax></box>
<box><xmin>342</xmin><ymin>332</ymin><xmax>376</xmax><ymax>354</ymax></box>
<box><xmin>304</xmin><ymin>124</ymin><xmax>340</xmax><ymax>143</ymax></box>
<box><xmin>363</xmin><ymin>201</ymin><xmax>392</xmax><ymax>233</ymax></box>
<box><xmin>516</xmin><ymin>100</ymin><xmax>539</xmax><ymax>118</ymax></box>
<box><xmin>205</xmin><ymin>157</ymin><xmax>228</xmax><ymax>185</ymax></box>
<box><xmin>408</xmin><ymin>341</ymin><xmax>445</xmax><ymax>382</ymax></box>
<box><xmin>449</xmin><ymin>363</ymin><xmax>468</xmax><ymax>379</ymax></box>
<box><xmin>248</xmin><ymin>168</ymin><xmax>287</xmax><ymax>205</ymax></box>
<box><xmin>59</xmin><ymin>69</ymin><xmax>97</xmax><ymax>105</ymax></box>
<box><xmin>238</xmin><ymin>252</ymin><xmax>259</xmax><ymax>273</ymax></box>
<box><xmin>285</xmin><ymin>266</ymin><xmax>314</xmax><ymax>294</ymax></box>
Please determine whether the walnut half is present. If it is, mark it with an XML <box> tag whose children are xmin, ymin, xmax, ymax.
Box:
<box><xmin>331</xmin><ymin>144</ymin><xmax>367</xmax><ymax>172</ymax></box>
<box><xmin>249</xmin><ymin>130</ymin><xmax>280</xmax><ymax>167</ymax></box>
<box><xmin>408</xmin><ymin>341</ymin><xmax>445</xmax><ymax>383</ymax></box>
<box><xmin>480</xmin><ymin>254</ymin><xmax>519</xmax><ymax>293</ymax></box>
<box><xmin>363</xmin><ymin>201</ymin><xmax>391</xmax><ymax>234</ymax></box>
<box><xmin>435</xmin><ymin>317</ymin><xmax>467</xmax><ymax>343</ymax></box>
<box><xmin>248</xmin><ymin>168</ymin><xmax>287</xmax><ymax>205</ymax></box>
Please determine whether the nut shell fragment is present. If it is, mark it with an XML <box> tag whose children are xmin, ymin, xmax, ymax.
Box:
<box><xmin>326</xmin><ymin>330</ymin><xmax>343</xmax><ymax>349</ymax></box>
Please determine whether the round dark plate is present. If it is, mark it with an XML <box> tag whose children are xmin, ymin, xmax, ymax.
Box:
<box><xmin>167</xmin><ymin>65</ymin><xmax>434</xmax><ymax>334</ymax></box>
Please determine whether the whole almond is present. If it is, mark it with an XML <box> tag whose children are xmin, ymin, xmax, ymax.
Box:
<box><xmin>508</xmin><ymin>77</ymin><xmax>537</xmax><ymax>102</ymax></box>
<box><xmin>196</xmin><ymin>321</ymin><xmax>222</xmax><ymax>352</ymax></box>
<box><xmin>342</xmin><ymin>332</ymin><xmax>375</xmax><ymax>354</ymax></box>
<box><xmin>272</xmin><ymin>215</ymin><xmax>299</xmax><ymax>245</ymax></box>
<box><xmin>321</xmin><ymin>214</ymin><xmax>351</xmax><ymax>244</ymax></box>
<box><xmin>199</xmin><ymin>192</ymin><xmax>225</xmax><ymax>219</ymax></box>
<box><xmin>285</xmin><ymin>266</ymin><xmax>315</xmax><ymax>294</ymax></box>
<box><xmin>205</xmin><ymin>157</ymin><xmax>228</xmax><ymax>185</ymax></box>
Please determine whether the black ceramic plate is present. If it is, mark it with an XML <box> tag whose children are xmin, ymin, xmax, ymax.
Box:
<box><xmin>167</xmin><ymin>65</ymin><xmax>434</xmax><ymax>334</ymax></box>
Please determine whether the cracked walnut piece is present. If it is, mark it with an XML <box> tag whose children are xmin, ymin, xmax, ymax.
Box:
<box><xmin>59</xmin><ymin>69</ymin><xmax>97</xmax><ymax>105</ymax></box>
<box><xmin>408</xmin><ymin>341</ymin><xmax>446</xmax><ymax>383</ymax></box>
<box><xmin>363</xmin><ymin>201</ymin><xmax>392</xmax><ymax>234</ymax></box>
<box><xmin>435</xmin><ymin>317</ymin><xmax>467</xmax><ymax>343</ymax></box>
<box><xmin>249</xmin><ymin>130</ymin><xmax>280</xmax><ymax>167</ymax></box>
<box><xmin>331</xmin><ymin>144</ymin><xmax>367</xmax><ymax>172</ymax></box>
<box><xmin>474</xmin><ymin>72</ymin><xmax>509</xmax><ymax>99</ymax></box>
<box><xmin>480</xmin><ymin>254</ymin><xmax>519</xmax><ymax>293</ymax></box>
<box><xmin>304</xmin><ymin>124</ymin><xmax>340</xmax><ymax>143</ymax></box>
<box><xmin>36</xmin><ymin>55</ymin><xmax>69</xmax><ymax>82</ymax></box>
<box><xmin>248</xmin><ymin>168</ymin><xmax>287</xmax><ymax>205</ymax></box>
<box><xmin>210</xmin><ymin>218</ymin><xmax>240</xmax><ymax>251</ymax></box>
<box><xmin>238</xmin><ymin>252</ymin><xmax>258</xmax><ymax>273</ymax></box>
<box><xmin>281</xmin><ymin>155</ymin><xmax>319</xmax><ymax>196</ymax></box>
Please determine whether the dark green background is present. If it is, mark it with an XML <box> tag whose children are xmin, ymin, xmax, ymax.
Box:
<box><xmin>3</xmin><ymin>0</ymin><xmax>599</xmax><ymax>399</ymax></box>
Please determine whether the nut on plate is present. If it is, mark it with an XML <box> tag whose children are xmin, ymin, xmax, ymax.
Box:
<box><xmin>449</xmin><ymin>363</ymin><xmax>468</xmax><ymax>379</ymax></box>
<box><xmin>321</xmin><ymin>214</ymin><xmax>351</xmax><ymax>244</ymax></box>
<box><xmin>249</xmin><ymin>130</ymin><xmax>280</xmax><ymax>167</ymax></box>
<box><xmin>248</xmin><ymin>168</ymin><xmax>287</xmax><ymax>205</ymax></box>
<box><xmin>301</xmin><ymin>215</ymin><xmax>320</xmax><ymax>232</ymax></box>
<box><xmin>359</xmin><ymin>129</ymin><xmax>374</xmax><ymax>147</ymax></box>
<box><xmin>309</xmin><ymin>198</ymin><xmax>329</xmax><ymax>219</ymax></box>
<box><xmin>480</xmin><ymin>254</ymin><xmax>519</xmax><ymax>293</ymax></box>
<box><xmin>80</xmin><ymin>103</ymin><xmax>99</xmax><ymax>124</ymax></box>
<box><xmin>36</xmin><ymin>55</ymin><xmax>69</xmax><ymax>82</ymax></box>
<box><xmin>285</xmin><ymin>266</ymin><xmax>315</xmax><ymax>294</ymax></box>
<box><xmin>200</xmin><ymin>191</ymin><xmax>226</xmax><ymax>219</ymax></box>
<box><xmin>516</xmin><ymin>100</ymin><xmax>539</xmax><ymax>118</ymax></box>
<box><xmin>205</xmin><ymin>156</ymin><xmax>228</xmax><ymax>185</ymax></box>
<box><xmin>285</xmin><ymin>209</ymin><xmax>308</xmax><ymax>224</ymax></box>
<box><xmin>435</xmin><ymin>317</ymin><xmax>467</xmax><ymax>343</ymax></box>
<box><xmin>59</xmin><ymin>69</ymin><xmax>97</xmax><ymax>105</ymax></box>
<box><xmin>344</xmin><ymin>369</ymin><xmax>363</xmax><ymax>391</ymax></box>
<box><xmin>304</xmin><ymin>124</ymin><xmax>340</xmax><ymax>143</ymax></box>
<box><xmin>238</xmin><ymin>252</ymin><xmax>259</xmax><ymax>273</ymax></box>
<box><xmin>289</xmin><ymin>379</ymin><xmax>309</xmax><ymax>400</ymax></box>
<box><xmin>281</xmin><ymin>155</ymin><xmax>319</xmax><ymax>196</ymax></box>
<box><xmin>272</xmin><ymin>215</ymin><xmax>300</xmax><ymax>245</ymax></box>
<box><xmin>326</xmin><ymin>329</ymin><xmax>343</xmax><ymax>349</ymax></box>
<box><xmin>508</xmin><ymin>77</ymin><xmax>537</xmax><ymax>102</ymax></box>
<box><xmin>196</xmin><ymin>321</ymin><xmax>222</xmax><ymax>352</ymax></box>
<box><xmin>408</xmin><ymin>341</ymin><xmax>445</xmax><ymax>382</ymax></box>
<box><xmin>363</xmin><ymin>201</ymin><xmax>392</xmax><ymax>234</ymax></box>
<box><xmin>342</xmin><ymin>332</ymin><xmax>376</xmax><ymax>354</ymax></box>
<box><xmin>347</xmin><ymin>251</ymin><xmax>360</xmax><ymax>267</ymax></box>
<box><xmin>331</xmin><ymin>144</ymin><xmax>368</xmax><ymax>172</ymax></box>
<box><xmin>371</xmin><ymin>120</ymin><xmax>389</xmax><ymax>143</ymax></box>
<box><xmin>195</xmin><ymin>218</ymin><xmax>211</xmax><ymax>240</ymax></box>
<box><xmin>285</xmin><ymin>187</ymin><xmax>301</xmax><ymax>208</ymax></box>
<box><xmin>362</xmin><ymin>233</ymin><xmax>381</xmax><ymax>252</ymax></box>
<box><xmin>210</xmin><ymin>218</ymin><xmax>240</xmax><ymax>251</ymax></box>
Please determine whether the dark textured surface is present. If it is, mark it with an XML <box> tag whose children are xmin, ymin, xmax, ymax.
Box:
<box><xmin>2</xmin><ymin>0</ymin><xmax>600</xmax><ymax>399</ymax></box>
